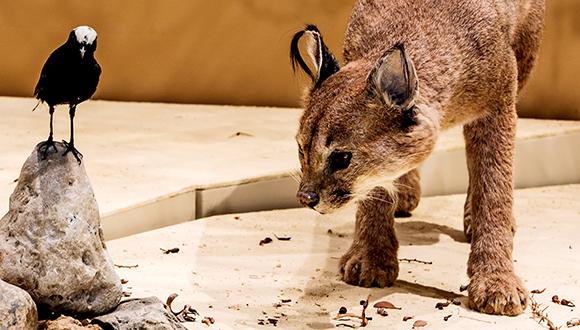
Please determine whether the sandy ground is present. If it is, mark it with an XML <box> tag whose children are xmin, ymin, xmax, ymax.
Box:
<box><xmin>107</xmin><ymin>184</ymin><xmax>580</xmax><ymax>330</ymax></box>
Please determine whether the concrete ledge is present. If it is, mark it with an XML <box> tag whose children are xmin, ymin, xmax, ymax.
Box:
<box><xmin>107</xmin><ymin>184</ymin><xmax>580</xmax><ymax>329</ymax></box>
<box><xmin>102</xmin><ymin>189</ymin><xmax>197</xmax><ymax>241</ymax></box>
<box><xmin>420</xmin><ymin>121</ymin><xmax>580</xmax><ymax>195</ymax></box>
<box><xmin>195</xmin><ymin>176</ymin><xmax>299</xmax><ymax>219</ymax></box>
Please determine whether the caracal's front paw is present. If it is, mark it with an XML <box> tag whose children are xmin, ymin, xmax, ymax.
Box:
<box><xmin>394</xmin><ymin>170</ymin><xmax>421</xmax><ymax>218</ymax></box>
<box><xmin>394</xmin><ymin>189</ymin><xmax>420</xmax><ymax>218</ymax></box>
<box><xmin>468</xmin><ymin>272</ymin><xmax>528</xmax><ymax>316</ymax></box>
<box><xmin>339</xmin><ymin>244</ymin><xmax>398</xmax><ymax>288</ymax></box>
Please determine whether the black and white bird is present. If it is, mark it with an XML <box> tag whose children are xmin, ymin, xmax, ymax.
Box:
<box><xmin>34</xmin><ymin>25</ymin><xmax>101</xmax><ymax>163</ymax></box>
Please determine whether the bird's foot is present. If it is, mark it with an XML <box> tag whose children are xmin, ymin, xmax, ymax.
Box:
<box><xmin>38</xmin><ymin>138</ymin><xmax>58</xmax><ymax>160</ymax></box>
<box><xmin>62</xmin><ymin>140</ymin><xmax>83</xmax><ymax>164</ymax></box>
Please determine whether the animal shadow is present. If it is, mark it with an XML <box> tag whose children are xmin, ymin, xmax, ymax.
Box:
<box><xmin>395</xmin><ymin>219</ymin><xmax>468</xmax><ymax>246</ymax></box>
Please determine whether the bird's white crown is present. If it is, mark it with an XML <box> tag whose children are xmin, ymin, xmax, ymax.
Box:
<box><xmin>73</xmin><ymin>26</ymin><xmax>97</xmax><ymax>45</ymax></box>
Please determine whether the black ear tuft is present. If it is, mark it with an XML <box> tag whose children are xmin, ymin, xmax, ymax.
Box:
<box><xmin>290</xmin><ymin>27</ymin><xmax>315</xmax><ymax>81</ymax></box>
<box><xmin>368</xmin><ymin>43</ymin><xmax>418</xmax><ymax>109</ymax></box>
<box><xmin>290</xmin><ymin>25</ymin><xmax>340</xmax><ymax>87</ymax></box>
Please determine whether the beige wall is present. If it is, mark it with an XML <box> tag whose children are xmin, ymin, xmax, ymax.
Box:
<box><xmin>518</xmin><ymin>0</ymin><xmax>580</xmax><ymax>120</ymax></box>
<box><xmin>0</xmin><ymin>1</ymin><xmax>351</xmax><ymax>107</ymax></box>
<box><xmin>0</xmin><ymin>1</ymin><xmax>578</xmax><ymax>119</ymax></box>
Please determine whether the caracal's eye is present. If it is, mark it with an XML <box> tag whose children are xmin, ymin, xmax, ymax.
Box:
<box><xmin>328</xmin><ymin>151</ymin><xmax>352</xmax><ymax>173</ymax></box>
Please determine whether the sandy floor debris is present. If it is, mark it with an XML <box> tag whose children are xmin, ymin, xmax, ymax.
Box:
<box><xmin>108</xmin><ymin>185</ymin><xmax>580</xmax><ymax>329</ymax></box>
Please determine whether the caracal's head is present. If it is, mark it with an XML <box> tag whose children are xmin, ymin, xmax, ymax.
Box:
<box><xmin>290</xmin><ymin>25</ymin><xmax>438</xmax><ymax>214</ymax></box>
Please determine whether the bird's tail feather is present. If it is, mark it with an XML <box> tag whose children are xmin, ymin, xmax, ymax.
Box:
<box><xmin>31</xmin><ymin>100</ymin><xmax>41</xmax><ymax>111</ymax></box>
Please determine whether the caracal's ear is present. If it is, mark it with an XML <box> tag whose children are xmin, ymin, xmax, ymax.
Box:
<box><xmin>290</xmin><ymin>24</ymin><xmax>340</xmax><ymax>87</ymax></box>
<box><xmin>368</xmin><ymin>43</ymin><xmax>418</xmax><ymax>110</ymax></box>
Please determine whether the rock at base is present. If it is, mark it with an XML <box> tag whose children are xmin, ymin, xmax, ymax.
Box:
<box><xmin>0</xmin><ymin>279</ymin><xmax>38</xmax><ymax>330</ymax></box>
<box><xmin>39</xmin><ymin>316</ymin><xmax>102</xmax><ymax>330</ymax></box>
<box><xmin>0</xmin><ymin>142</ymin><xmax>122</xmax><ymax>316</ymax></box>
<box><xmin>91</xmin><ymin>297</ymin><xmax>187</xmax><ymax>330</ymax></box>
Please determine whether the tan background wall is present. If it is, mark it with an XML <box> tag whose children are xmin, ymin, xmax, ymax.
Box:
<box><xmin>518</xmin><ymin>0</ymin><xmax>580</xmax><ymax>120</ymax></box>
<box><xmin>0</xmin><ymin>1</ymin><xmax>578</xmax><ymax>119</ymax></box>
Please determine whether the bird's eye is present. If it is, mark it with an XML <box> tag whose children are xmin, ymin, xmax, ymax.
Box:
<box><xmin>328</xmin><ymin>151</ymin><xmax>352</xmax><ymax>173</ymax></box>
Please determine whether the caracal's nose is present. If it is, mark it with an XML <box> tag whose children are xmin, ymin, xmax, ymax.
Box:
<box><xmin>297</xmin><ymin>190</ymin><xmax>320</xmax><ymax>209</ymax></box>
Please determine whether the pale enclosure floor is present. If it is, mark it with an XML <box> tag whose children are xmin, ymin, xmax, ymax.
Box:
<box><xmin>108</xmin><ymin>184</ymin><xmax>580</xmax><ymax>330</ymax></box>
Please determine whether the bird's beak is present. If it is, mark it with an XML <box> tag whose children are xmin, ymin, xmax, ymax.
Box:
<box><xmin>80</xmin><ymin>46</ymin><xmax>86</xmax><ymax>59</ymax></box>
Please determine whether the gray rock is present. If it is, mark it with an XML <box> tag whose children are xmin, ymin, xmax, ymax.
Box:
<box><xmin>91</xmin><ymin>297</ymin><xmax>188</xmax><ymax>330</ymax></box>
<box><xmin>0</xmin><ymin>279</ymin><xmax>38</xmax><ymax>330</ymax></box>
<box><xmin>0</xmin><ymin>142</ymin><xmax>122</xmax><ymax>316</ymax></box>
<box><xmin>38</xmin><ymin>315</ymin><xmax>102</xmax><ymax>330</ymax></box>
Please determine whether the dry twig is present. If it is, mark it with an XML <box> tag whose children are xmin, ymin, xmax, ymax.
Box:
<box><xmin>229</xmin><ymin>131</ymin><xmax>254</xmax><ymax>138</ymax></box>
<box><xmin>360</xmin><ymin>296</ymin><xmax>370</xmax><ymax>327</ymax></box>
<box><xmin>531</xmin><ymin>288</ymin><xmax>547</xmax><ymax>294</ymax></box>
<box><xmin>114</xmin><ymin>264</ymin><xmax>138</xmax><ymax>269</ymax></box>
<box><xmin>333</xmin><ymin>313</ymin><xmax>363</xmax><ymax>320</ymax></box>
<box><xmin>333</xmin><ymin>296</ymin><xmax>371</xmax><ymax>327</ymax></box>
<box><xmin>398</xmin><ymin>258</ymin><xmax>433</xmax><ymax>265</ymax></box>
<box><xmin>274</xmin><ymin>234</ymin><xmax>292</xmax><ymax>241</ymax></box>
<box><xmin>457</xmin><ymin>315</ymin><xmax>494</xmax><ymax>324</ymax></box>
<box><xmin>531</xmin><ymin>294</ymin><xmax>560</xmax><ymax>330</ymax></box>
<box><xmin>165</xmin><ymin>293</ymin><xmax>199</xmax><ymax>322</ymax></box>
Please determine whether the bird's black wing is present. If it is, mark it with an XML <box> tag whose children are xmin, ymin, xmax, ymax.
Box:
<box><xmin>33</xmin><ymin>46</ymin><xmax>66</xmax><ymax>100</ymax></box>
<box><xmin>92</xmin><ymin>61</ymin><xmax>102</xmax><ymax>90</ymax></box>
<box><xmin>78</xmin><ymin>60</ymin><xmax>101</xmax><ymax>102</ymax></box>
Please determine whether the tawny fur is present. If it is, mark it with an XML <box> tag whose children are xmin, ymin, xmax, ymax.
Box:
<box><xmin>292</xmin><ymin>0</ymin><xmax>544</xmax><ymax>316</ymax></box>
